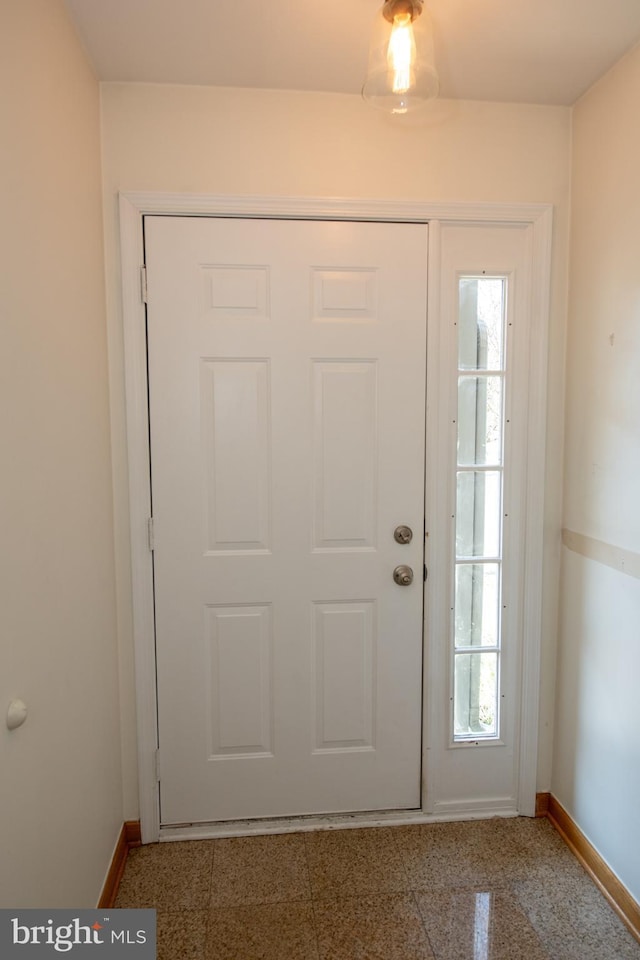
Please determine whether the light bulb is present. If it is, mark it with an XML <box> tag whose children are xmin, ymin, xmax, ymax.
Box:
<box><xmin>388</xmin><ymin>12</ymin><xmax>415</xmax><ymax>95</ymax></box>
<box><xmin>362</xmin><ymin>0</ymin><xmax>439</xmax><ymax>115</ymax></box>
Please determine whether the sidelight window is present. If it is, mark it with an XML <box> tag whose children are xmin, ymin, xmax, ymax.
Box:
<box><xmin>453</xmin><ymin>277</ymin><xmax>506</xmax><ymax>740</ymax></box>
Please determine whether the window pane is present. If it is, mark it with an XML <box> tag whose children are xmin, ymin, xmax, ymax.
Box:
<box><xmin>458</xmin><ymin>278</ymin><xmax>505</xmax><ymax>371</ymax></box>
<box><xmin>456</xmin><ymin>471</ymin><xmax>501</xmax><ymax>558</ymax></box>
<box><xmin>454</xmin><ymin>276</ymin><xmax>506</xmax><ymax>743</ymax></box>
<box><xmin>454</xmin><ymin>652</ymin><xmax>498</xmax><ymax>737</ymax></box>
<box><xmin>455</xmin><ymin>563</ymin><xmax>500</xmax><ymax>647</ymax></box>
<box><xmin>457</xmin><ymin>376</ymin><xmax>503</xmax><ymax>466</ymax></box>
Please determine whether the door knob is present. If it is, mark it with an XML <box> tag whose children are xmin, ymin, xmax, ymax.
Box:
<box><xmin>393</xmin><ymin>565</ymin><xmax>414</xmax><ymax>586</ymax></box>
<box><xmin>394</xmin><ymin>525</ymin><xmax>413</xmax><ymax>544</ymax></box>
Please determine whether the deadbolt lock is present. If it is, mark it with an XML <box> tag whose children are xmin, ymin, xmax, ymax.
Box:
<box><xmin>394</xmin><ymin>525</ymin><xmax>413</xmax><ymax>544</ymax></box>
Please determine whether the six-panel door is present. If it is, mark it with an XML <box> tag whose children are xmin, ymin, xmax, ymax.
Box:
<box><xmin>145</xmin><ymin>216</ymin><xmax>428</xmax><ymax>824</ymax></box>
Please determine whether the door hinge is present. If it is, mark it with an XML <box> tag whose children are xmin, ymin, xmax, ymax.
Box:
<box><xmin>424</xmin><ymin>564</ymin><xmax>428</xmax><ymax>582</ymax></box>
<box><xmin>140</xmin><ymin>264</ymin><xmax>148</xmax><ymax>304</ymax></box>
<box><xmin>147</xmin><ymin>517</ymin><xmax>155</xmax><ymax>551</ymax></box>
<box><xmin>155</xmin><ymin>749</ymin><xmax>161</xmax><ymax>782</ymax></box>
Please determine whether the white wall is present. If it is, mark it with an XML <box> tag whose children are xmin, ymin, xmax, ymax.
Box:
<box><xmin>553</xmin><ymin>43</ymin><xmax>640</xmax><ymax>902</ymax></box>
<box><xmin>100</xmin><ymin>83</ymin><xmax>572</xmax><ymax>816</ymax></box>
<box><xmin>0</xmin><ymin>0</ymin><xmax>122</xmax><ymax>906</ymax></box>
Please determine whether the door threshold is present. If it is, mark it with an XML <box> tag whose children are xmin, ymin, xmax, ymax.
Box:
<box><xmin>159</xmin><ymin>805</ymin><xmax>519</xmax><ymax>841</ymax></box>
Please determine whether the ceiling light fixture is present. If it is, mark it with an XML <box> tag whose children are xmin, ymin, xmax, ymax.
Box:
<box><xmin>362</xmin><ymin>0</ymin><xmax>439</xmax><ymax>115</ymax></box>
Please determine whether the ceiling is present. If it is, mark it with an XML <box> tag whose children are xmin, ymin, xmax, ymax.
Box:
<box><xmin>64</xmin><ymin>0</ymin><xmax>640</xmax><ymax>106</ymax></box>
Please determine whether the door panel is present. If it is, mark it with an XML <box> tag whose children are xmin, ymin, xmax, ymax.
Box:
<box><xmin>201</xmin><ymin>358</ymin><xmax>271</xmax><ymax>553</ymax></box>
<box><xmin>145</xmin><ymin>216</ymin><xmax>428</xmax><ymax>824</ymax></box>
<box><xmin>312</xmin><ymin>360</ymin><xmax>377</xmax><ymax>550</ymax></box>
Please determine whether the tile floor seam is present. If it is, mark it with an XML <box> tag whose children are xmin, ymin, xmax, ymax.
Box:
<box><xmin>409</xmin><ymin>888</ymin><xmax>439</xmax><ymax>960</ymax></box>
<box><xmin>388</xmin><ymin>822</ymin><xmax>414</xmax><ymax>892</ymax></box>
<box><xmin>301</xmin><ymin>832</ymin><xmax>315</xmax><ymax>906</ymax></box>
<box><xmin>204</xmin><ymin>839</ymin><xmax>216</xmax><ymax>948</ymax></box>
<box><xmin>208</xmin><ymin>897</ymin><xmax>317</xmax><ymax>911</ymax></box>
<box><xmin>308</xmin><ymin>906</ymin><xmax>323</xmax><ymax>960</ymax></box>
<box><xmin>301</xmin><ymin>833</ymin><xmax>323</xmax><ymax>960</ymax></box>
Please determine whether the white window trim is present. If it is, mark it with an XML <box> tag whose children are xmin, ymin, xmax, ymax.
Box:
<box><xmin>118</xmin><ymin>192</ymin><xmax>552</xmax><ymax>842</ymax></box>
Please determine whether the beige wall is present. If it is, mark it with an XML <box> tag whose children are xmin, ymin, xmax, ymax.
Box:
<box><xmin>0</xmin><ymin>0</ymin><xmax>122</xmax><ymax>906</ymax></box>
<box><xmin>100</xmin><ymin>83</ymin><xmax>572</xmax><ymax>816</ymax></box>
<box><xmin>553</xmin><ymin>43</ymin><xmax>640</xmax><ymax>901</ymax></box>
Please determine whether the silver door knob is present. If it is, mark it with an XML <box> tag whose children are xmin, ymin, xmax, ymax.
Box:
<box><xmin>394</xmin><ymin>525</ymin><xmax>413</xmax><ymax>544</ymax></box>
<box><xmin>393</xmin><ymin>565</ymin><xmax>414</xmax><ymax>586</ymax></box>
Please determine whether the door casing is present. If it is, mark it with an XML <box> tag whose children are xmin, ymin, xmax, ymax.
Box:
<box><xmin>118</xmin><ymin>192</ymin><xmax>553</xmax><ymax>843</ymax></box>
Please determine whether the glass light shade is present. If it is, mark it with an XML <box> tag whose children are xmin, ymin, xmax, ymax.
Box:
<box><xmin>362</xmin><ymin>1</ymin><xmax>439</xmax><ymax>115</ymax></box>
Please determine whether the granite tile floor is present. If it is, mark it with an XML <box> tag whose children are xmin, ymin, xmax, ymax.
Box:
<box><xmin>115</xmin><ymin>817</ymin><xmax>640</xmax><ymax>959</ymax></box>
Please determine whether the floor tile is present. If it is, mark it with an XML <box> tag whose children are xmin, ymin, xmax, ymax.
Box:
<box><xmin>115</xmin><ymin>840</ymin><xmax>214</xmax><ymax>910</ymax></box>
<box><xmin>465</xmin><ymin>817</ymin><xmax>586</xmax><ymax>882</ymax></box>
<box><xmin>392</xmin><ymin>821</ymin><xmax>494</xmax><ymax>890</ymax></box>
<box><xmin>314</xmin><ymin>893</ymin><xmax>435</xmax><ymax>960</ymax></box>
<box><xmin>113</xmin><ymin>819</ymin><xmax>640</xmax><ymax>959</ymax></box>
<box><xmin>414</xmin><ymin>887</ymin><xmax>549</xmax><ymax>960</ymax></box>
<box><xmin>510</xmin><ymin>878</ymin><xmax>598</xmax><ymax>960</ymax></box>
<box><xmin>156</xmin><ymin>910</ymin><xmax>208</xmax><ymax>960</ymax></box>
<box><xmin>513</xmin><ymin>875</ymin><xmax>640</xmax><ymax>960</ymax></box>
<box><xmin>206</xmin><ymin>901</ymin><xmax>318</xmax><ymax>960</ymax></box>
<box><xmin>209</xmin><ymin>833</ymin><xmax>311</xmax><ymax>907</ymax></box>
<box><xmin>305</xmin><ymin>827</ymin><xmax>409</xmax><ymax>899</ymax></box>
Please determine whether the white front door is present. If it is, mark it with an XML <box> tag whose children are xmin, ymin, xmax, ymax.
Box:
<box><xmin>145</xmin><ymin>216</ymin><xmax>428</xmax><ymax>825</ymax></box>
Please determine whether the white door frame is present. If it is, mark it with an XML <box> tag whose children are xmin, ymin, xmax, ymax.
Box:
<box><xmin>119</xmin><ymin>192</ymin><xmax>553</xmax><ymax>843</ymax></box>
